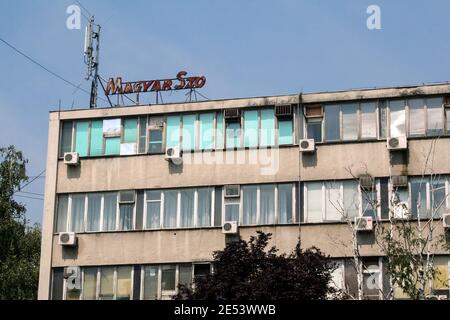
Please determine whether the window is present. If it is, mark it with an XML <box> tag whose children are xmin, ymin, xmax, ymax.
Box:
<box><xmin>242</xmin><ymin>185</ymin><xmax>257</xmax><ymax>225</ymax></box>
<box><xmin>362</xmin><ymin>258</ymin><xmax>381</xmax><ymax>300</ymax></box>
<box><xmin>408</xmin><ymin>98</ymin><xmax>425</xmax><ymax>136</ymax></box>
<box><xmin>143</xmin><ymin>266</ymin><xmax>158</xmax><ymax>300</ymax></box>
<box><xmin>70</xmin><ymin>194</ymin><xmax>85</xmax><ymax>232</ymax></box>
<box><xmin>123</xmin><ymin>118</ymin><xmax>137</xmax><ymax>143</ymax></box>
<box><xmin>138</xmin><ymin>117</ymin><xmax>147</xmax><ymax>153</ymax></box>
<box><xmin>194</xmin><ymin>264</ymin><xmax>211</xmax><ymax>282</ymax></box>
<box><xmin>75</xmin><ymin>121</ymin><xmax>89</xmax><ymax>157</ymax></box>
<box><xmin>325</xmin><ymin>105</ymin><xmax>340</xmax><ymax>141</ymax></box>
<box><xmin>278</xmin><ymin>184</ymin><xmax>292</xmax><ymax>224</ymax></box>
<box><xmin>341</xmin><ymin>103</ymin><xmax>358</xmax><ymax>140</ymax></box>
<box><xmin>99</xmin><ymin>267</ymin><xmax>114</xmax><ymax>300</ymax></box>
<box><xmin>163</xmin><ymin>190</ymin><xmax>178</xmax><ymax>228</ymax></box>
<box><xmin>226</xmin><ymin>122</ymin><xmax>241</xmax><ymax>149</ymax></box>
<box><xmin>119</xmin><ymin>203</ymin><xmax>133</xmax><ymax>231</ymax></box>
<box><xmin>161</xmin><ymin>265</ymin><xmax>176</xmax><ymax>292</ymax></box>
<box><xmin>89</xmin><ymin>120</ymin><xmax>103</xmax><ymax>156</ymax></box>
<box><xmin>179</xmin><ymin>264</ymin><xmax>192</xmax><ymax>288</ymax></box>
<box><xmin>199</xmin><ymin>113</ymin><xmax>214</xmax><ymax>150</ymax></box>
<box><xmin>343</xmin><ymin>181</ymin><xmax>359</xmax><ymax>219</ymax></box>
<box><xmin>146</xmin><ymin>191</ymin><xmax>161</xmax><ymax>229</ymax></box>
<box><xmin>306</xmin><ymin>119</ymin><xmax>322</xmax><ymax>142</ymax></box>
<box><xmin>410</xmin><ymin>178</ymin><xmax>427</xmax><ymax>219</ymax></box>
<box><xmin>378</xmin><ymin>100</ymin><xmax>388</xmax><ymax>139</ymax></box>
<box><xmin>426</xmin><ymin>97</ymin><xmax>444</xmax><ymax>135</ymax></box>
<box><xmin>389</xmin><ymin>100</ymin><xmax>406</xmax><ymax>137</ymax></box>
<box><xmin>306</xmin><ymin>182</ymin><xmax>323</xmax><ymax>223</ymax></box>
<box><xmin>166</xmin><ymin>115</ymin><xmax>180</xmax><ymax>148</ymax></box>
<box><xmin>225</xmin><ymin>199</ymin><xmax>240</xmax><ymax>222</ymax></box>
<box><xmin>324</xmin><ymin>182</ymin><xmax>342</xmax><ymax>221</ymax></box>
<box><xmin>362</xmin><ymin>189</ymin><xmax>377</xmax><ymax>218</ymax></box>
<box><xmin>260</xmin><ymin>185</ymin><xmax>275</xmax><ymax>224</ymax></box>
<box><xmin>55</xmin><ymin>195</ymin><xmax>68</xmax><ymax>232</ymax></box>
<box><xmin>87</xmin><ymin>193</ymin><xmax>101</xmax><ymax>231</ymax></box>
<box><xmin>103</xmin><ymin>119</ymin><xmax>121</xmax><ymax>155</ymax></box>
<box><xmin>260</xmin><ymin>109</ymin><xmax>275</xmax><ymax>147</ymax></box>
<box><xmin>103</xmin><ymin>193</ymin><xmax>117</xmax><ymax>231</ymax></box>
<box><xmin>278</xmin><ymin>118</ymin><xmax>293</xmax><ymax>145</ymax></box>
<box><xmin>431</xmin><ymin>180</ymin><xmax>446</xmax><ymax>218</ymax></box>
<box><xmin>243</xmin><ymin>110</ymin><xmax>258</xmax><ymax>148</ymax></box>
<box><xmin>60</xmin><ymin>121</ymin><xmax>73</xmax><ymax>157</ymax></box>
<box><xmin>360</xmin><ymin>102</ymin><xmax>377</xmax><ymax>139</ymax></box>
<box><xmin>197</xmin><ymin>188</ymin><xmax>212</xmax><ymax>227</ymax></box>
<box><xmin>180</xmin><ymin>189</ymin><xmax>195</xmax><ymax>228</ymax></box>
<box><xmin>116</xmin><ymin>266</ymin><xmax>132</xmax><ymax>300</ymax></box>
<box><xmin>182</xmin><ymin>114</ymin><xmax>196</xmax><ymax>151</ymax></box>
<box><xmin>83</xmin><ymin>267</ymin><xmax>97</xmax><ymax>300</ymax></box>
<box><xmin>215</xmin><ymin>112</ymin><xmax>224</xmax><ymax>149</ymax></box>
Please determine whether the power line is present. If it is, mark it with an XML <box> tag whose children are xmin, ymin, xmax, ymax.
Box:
<box><xmin>0</xmin><ymin>36</ymin><xmax>108</xmax><ymax>103</ymax></box>
<box><xmin>13</xmin><ymin>169</ymin><xmax>46</xmax><ymax>195</ymax></box>
<box><xmin>17</xmin><ymin>191</ymin><xmax>44</xmax><ymax>197</ymax></box>
<box><xmin>75</xmin><ymin>0</ymin><xmax>92</xmax><ymax>18</ymax></box>
<box><xmin>15</xmin><ymin>194</ymin><xmax>44</xmax><ymax>201</ymax></box>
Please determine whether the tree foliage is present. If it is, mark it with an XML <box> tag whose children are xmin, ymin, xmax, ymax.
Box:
<box><xmin>0</xmin><ymin>146</ymin><xmax>41</xmax><ymax>300</ymax></box>
<box><xmin>174</xmin><ymin>231</ymin><xmax>337</xmax><ymax>300</ymax></box>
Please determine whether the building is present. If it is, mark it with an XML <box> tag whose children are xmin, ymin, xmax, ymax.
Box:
<box><xmin>38</xmin><ymin>82</ymin><xmax>450</xmax><ymax>300</ymax></box>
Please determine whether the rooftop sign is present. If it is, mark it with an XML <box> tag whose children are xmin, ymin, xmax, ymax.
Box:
<box><xmin>104</xmin><ymin>71</ymin><xmax>206</xmax><ymax>96</ymax></box>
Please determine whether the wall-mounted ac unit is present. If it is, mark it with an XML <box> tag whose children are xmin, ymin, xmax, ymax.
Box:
<box><xmin>224</xmin><ymin>108</ymin><xmax>241</xmax><ymax>121</ymax></box>
<box><xmin>224</xmin><ymin>185</ymin><xmax>240</xmax><ymax>198</ymax></box>
<box><xmin>119</xmin><ymin>190</ymin><xmax>135</xmax><ymax>204</ymax></box>
<box><xmin>391</xmin><ymin>175</ymin><xmax>408</xmax><ymax>188</ymax></box>
<box><xmin>355</xmin><ymin>217</ymin><xmax>373</xmax><ymax>232</ymax></box>
<box><xmin>222</xmin><ymin>221</ymin><xmax>238</xmax><ymax>234</ymax></box>
<box><xmin>443</xmin><ymin>213</ymin><xmax>450</xmax><ymax>229</ymax></box>
<box><xmin>304</xmin><ymin>104</ymin><xmax>323</xmax><ymax>118</ymax></box>
<box><xmin>387</xmin><ymin>136</ymin><xmax>407</xmax><ymax>150</ymax></box>
<box><xmin>275</xmin><ymin>104</ymin><xmax>293</xmax><ymax>118</ymax></box>
<box><xmin>392</xmin><ymin>202</ymin><xmax>410</xmax><ymax>220</ymax></box>
<box><xmin>64</xmin><ymin>266</ymin><xmax>81</xmax><ymax>291</ymax></box>
<box><xmin>58</xmin><ymin>232</ymin><xmax>77</xmax><ymax>247</ymax></box>
<box><xmin>165</xmin><ymin>146</ymin><xmax>183</xmax><ymax>165</ymax></box>
<box><xmin>299</xmin><ymin>139</ymin><xmax>315</xmax><ymax>153</ymax></box>
<box><xmin>63</xmin><ymin>152</ymin><xmax>79</xmax><ymax>166</ymax></box>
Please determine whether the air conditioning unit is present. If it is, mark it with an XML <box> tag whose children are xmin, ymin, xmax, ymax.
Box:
<box><xmin>359</xmin><ymin>175</ymin><xmax>374</xmax><ymax>190</ymax></box>
<box><xmin>119</xmin><ymin>190</ymin><xmax>135</xmax><ymax>204</ymax></box>
<box><xmin>275</xmin><ymin>104</ymin><xmax>293</xmax><ymax>118</ymax></box>
<box><xmin>63</xmin><ymin>152</ymin><xmax>79</xmax><ymax>166</ymax></box>
<box><xmin>387</xmin><ymin>136</ymin><xmax>407</xmax><ymax>150</ymax></box>
<box><xmin>222</xmin><ymin>221</ymin><xmax>238</xmax><ymax>234</ymax></box>
<box><xmin>299</xmin><ymin>139</ymin><xmax>315</xmax><ymax>153</ymax></box>
<box><xmin>391</xmin><ymin>175</ymin><xmax>408</xmax><ymax>188</ymax></box>
<box><xmin>58</xmin><ymin>232</ymin><xmax>77</xmax><ymax>247</ymax></box>
<box><xmin>443</xmin><ymin>213</ymin><xmax>450</xmax><ymax>229</ymax></box>
<box><xmin>354</xmin><ymin>217</ymin><xmax>373</xmax><ymax>232</ymax></box>
<box><xmin>64</xmin><ymin>266</ymin><xmax>81</xmax><ymax>291</ymax></box>
<box><xmin>392</xmin><ymin>202</ymin><xmax>410</xmax><ymax>220</ymax></box>
<box><xmin>224</xmin><ymin>185</ymin><xmax>240</xmax><ymax>198</ymax></box>
<box><xmin>165</xmin><ymin>146</ymin><xmax>183</xmax><ymax>165</ymax></box>
<box><xmin>224</xmin><ymin>108</ymin><xmax>241</xmax><ymax>121</ymax></box>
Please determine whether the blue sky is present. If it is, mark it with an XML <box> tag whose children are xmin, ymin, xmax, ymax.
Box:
<box><xmin>1</xmin><ymin>0</ymin><xmax>450</xmax><ymax>225</ymax></box>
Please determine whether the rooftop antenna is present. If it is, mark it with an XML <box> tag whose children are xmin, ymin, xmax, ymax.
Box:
<box><xmin>84</xmin><ymin>16</ymin><xmax>101</xmax><ymax>109</ymax></box>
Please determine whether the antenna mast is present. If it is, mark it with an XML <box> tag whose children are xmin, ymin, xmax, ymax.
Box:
<box><xmin>84</xmin><ymin>16</ymin><xmax>101</xmax><ymax>109</ymax></box>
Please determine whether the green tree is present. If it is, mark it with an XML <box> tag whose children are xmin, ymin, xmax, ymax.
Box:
<box><xmin>174</xmin><ymin>231</ymin><xmax>337</xmax><ymax>300</ymax></box>
<box><xmin>0</xmin><ymin>146</ymin><xmax>41</xmax><ymax>299</ymax></box>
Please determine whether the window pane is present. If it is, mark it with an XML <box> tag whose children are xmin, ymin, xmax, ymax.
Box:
<box><xmin>163</xmin><ymin>190</ymin><xmax>178</xmax><ymax>228</ymax></box>
<box><xmin>166</xmin><ymin>115</ymin><xmax>180</xmax><ymax>148</ymax></box>
<box><xmin>362</xmin><ymin>190</ymin><xmax>377</xmax><ymax>218</ymax></box>
<box><xmin>194</xmin><ymin>264</ymin><xmax>211</xmax><ymax>281</ymax></box>
<box><xmin>105</xmin><ymin>137</ymin><xmax>120</xmax><ymax>155</ymax></box>
<box><xmin>99</xmin><ymin>267</ymin><xmax>114</xmax><ymax>300</ymax></box>
<box><xmin>427</xmin><ymin>97</ymin><xmax>443</xmax><ymax>135</ymax></box>
<box><xmin>56</xmin><ymin>195</ymin><xmax>68</xmax><ymax>232</ymax></box>
<box><xmin>119</xmin><ymin>204</ymin><xmax>133</xmax><ymax>231</ymax></box>
<box><xmin>342</xmin><ymin>103</ymin><xmax>358</xmax><ymax>140</ymax></box>
<box><xmin>361</xmin><ymin>102</ymin><xmax>377</xmax><ymax>139</ymax></box>
<box><xmin>215</xmin><ymin>113</ymin><xmax>224</xmax><ymax>149</ymax></box>
<box><xmin>325</xmin><ymin>105</ymin><xmax>340</xmax><ymax>141</ymax></box>
<box><xmin>149</xmin><ymin>129</ymin><xmax>163</xmax><ymax>153</ymax></box>
<box><xmin>343</xmin><ymin>181</ymin><xmax>359</xmax><ymax>219</ymax></box>
<box><xmin>389</xmin><ymin>100</ymin><xmax>406</xmax><ymax>137</ymax></box>
<box><xmin>89</xmin><ymin>120</ymin><xmax>103</xmax><ymax>156</ymax></box>
<box><xmin>143</xmin><ymin>266</ymin><xmax>158</xmax><ymax>300</ymax></box>
<box><xmin>179</xmin><ymin>264</ymin><xmax>192</xmax><ymax>288</ymax></box>
<box><xmin>279</xmin><ymin>119</ymin><xmax>293</xmax><ymax>145</ymax></box>
<box><xmin>60</xmin><ymin>121</ymin><xmax>73</xmax><ymax>157</ymax></box>
<box><xmin>431</xmin><ymin>181</ymin><xmax>446</xmax><ymax>218</ymax></box>
<box><xmin>260</xmin><ymin>109</ymin><xmax>275</xmax><ymax>147</ymax></box>
<box><xmin>103</xmin><ymin>119</ymin><xmax>121</xmax><ymax>135</ymax></box>
<box><xmin>87</xmin><ymin>193</ymin><xmax>101</xmax><ymax>232</ymax></box>
<box><xmin>70</xmin><ymin>194</ymin><xmax>85</xmax><ymax>232</ymax></box>
<box><xmin>180</xmin><ymin>189</ymin><xmax>194</xmax><ymax>228</ymax></box>
<box><xmin>75</xmin><ymin>121</ymin><xmax>89</xmax><ymax>157</ymax></box>
<box><xmin>244</xmin><ymin>110</ymin><xmax>258</xmax><ymax>147</ymax></box>
<box><xmin>197</xmin><ymin>188</ymin><xmax>212</xmax><ymax>227</ymax></box>
<box><xmin>306</xmin><ymin>182</ymin><xmax>322</xmax><ymax>222</ymax></box>
<box><xmin>378</xmin><ymin>100</ymin><xmax>388</xmax><ymax>139</ymax></box>
<box><xmin>278</xmin><ymin>184</ymin><xmax>292</xmax><ymax>224</ymax></box>
<box><xmin>103</xmin><ymin>193</ymin><xmax>117</xmax><ymax>231</ymax></box>
<box><xmin>325</xmin><ymin>182</ymin><xmax>342</xmax><ymax>221</ymax></box>
<box><xmin>446</xmin><ymin>108</ymin><xmax>450</xmax><ymax>135</ymax></box>
<box><xmin>408</xmin><ymin>99</ymin><xmax>425</xmax><ymax>136</ymax></box>
<box><xmin>199</xmin><ymin>113</ymin><xmax>214</xmax><ymax>150</ymax></box>
<box><xmin>182</xmin><ymin>114</ymin><xmax>196</xmax><ymax>151</ymax></box>
<box><xmin>225</xmin><ymin>203</ymin><xmax>239</xmax><ymax>221</ymax></box>
<box><xmin>146</xmin><ymin>191</ymin><xmax>161</xmax><ymax>229</ymax></box>
<box><xmin>83</xmin><ymin>267</ymin><xmax>97</xmax><ymax>300</ymax></box>
<box><xmin>410</xmin><ymin>178</ymin><xmax>427</xmax><ymax>219</ymax></box>
<box><xmin>307</xmin><ymin>121</ymin><xmax>322</xmax><ymax>142</ymax></box>
<box><xmin>123</xmin><ymin>118</ymin><xmax>137</xmax><ymax>143</ymax></box>
<box><xmin>226</xmin><ymin>122</ymin><xmax>241</xmax><ymax>149</ymax></box>
<box><xmin>116</xmin><ymin>266</ymin><xmax>132</xmax><ymax>300</ymax></box>
<box><xmin>260</xmin><ymin>185</ymin><xmax>275</xmax><ymax>224</ymax></box>
<box><xmin>161</xmin><ymin>265</ymin><xmax>176</xmax><ymax>291</ymax></box>
<box><xmin>138</xmin><ymin>117</ymin><xmax>147</xmax><ymax>153</ymax></box>
<box><xmin>433</xmin><ymin>256</ymin><xmax>449</xmax><ymax>290</ymax></box>
<box><xmin>242</xmin><ymin>186</ymin><xmax>257</xmax><ymax>225</ymax></box>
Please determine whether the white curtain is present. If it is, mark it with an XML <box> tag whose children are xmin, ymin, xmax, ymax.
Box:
<box><xmin>243</xmin><ymin>186</ymin><xmax>257</xmax><ymax>225</ymax></box>
<box><xmin>180</xmin><ymin>189</ymin><xmax>194</xmax><ymax>228</ymax></box>
<box><xmin>164</xmin><ymin>191</ymin><xmax>178</xmax><ymax>228</ymax></box>
<box><xmin>197</xmin><ymin>188</ymin><xmax>212</xmax><ymax>227</ymax></box>
<box><xmin>87</xmin><ymin>194</ymin><xmax>101</xmax><ymax>231</ymax></box>
<box><xmin>70</xmin><ymin>194</ymin><xmax>85</xmax><ymax>232</ymax></box>
<box><xmin>260</xmin><ymin>185</ymin><xmax>275</xmax><ymax>224</ymax></box>
<box><xmin>103</xmin><ymin>193</ymin><xmax>117</xmax><ymax>231</ymax></box>
<box><xmin>278</xmin><ymin>184</ymin><xmax>292</xmax><ymax>224</ymax></box>
<box><xmin>306</xmin><ymin>182</ymin><xmax>322</xmax><ymax>222</ymax></box>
